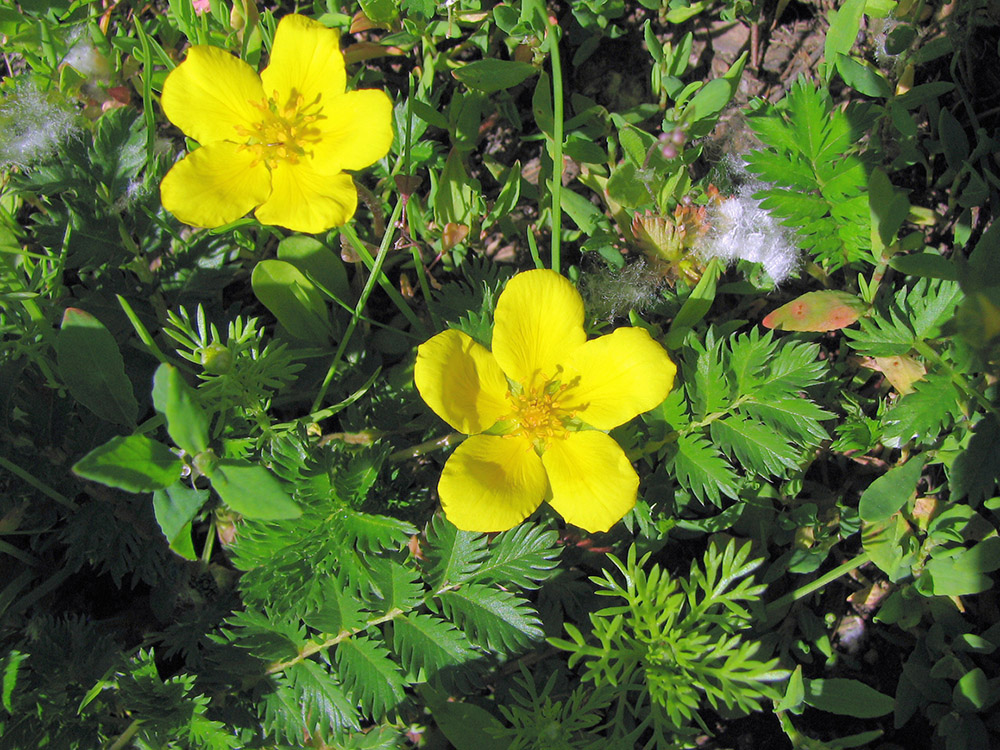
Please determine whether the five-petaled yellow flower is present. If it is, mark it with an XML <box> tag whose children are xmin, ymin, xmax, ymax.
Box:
<box><xmin>159</xmin><ymin>14</ymin><xmax>393</xmax><ymax>234</ymax></box>
<box><xmin>415</xmin><ymin>269</ymin><xmax>677</xmax><ymax>533</ymax></box>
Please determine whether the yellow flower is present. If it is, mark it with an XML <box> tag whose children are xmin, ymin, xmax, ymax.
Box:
<box><xmin>159</xmin><ymin>14</ymin><xmax>393</xmax><ymax>234</ymax></box>
<box><xmin>414</xmin><ymin>269</ymin><xmax>677</xmax><ymax>533</ymax></box>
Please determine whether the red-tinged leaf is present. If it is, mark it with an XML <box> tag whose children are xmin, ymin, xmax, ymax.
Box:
<box><xmin>763</xmin><ymin>291</ymin><xmax>868</xmax><ymax>332</ymax></box>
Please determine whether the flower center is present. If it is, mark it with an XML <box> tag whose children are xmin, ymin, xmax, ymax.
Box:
<box><xmin>234</xmin><ymin>88</ymin><xmax>324</xmax><ymax>169</ymax></box>
<box><xmin>506</xmin><ymin>379</ymin><xmax>573</xmax><ymax>447</ymax></box>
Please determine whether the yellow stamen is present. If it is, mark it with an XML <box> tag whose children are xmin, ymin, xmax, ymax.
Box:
<box><xmin>234</xmin><ymin>88</ymin><xmax>325</xmax><ymax>169</ymax></box>
<box><xmin>505</xmin><ymin>378</ymin><xmax>574</xmax><ymax>449</ymax></box>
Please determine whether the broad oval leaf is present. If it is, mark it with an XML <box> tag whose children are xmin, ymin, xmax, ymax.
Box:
<box><xmin>921</xmin><ymin>537</ymin><xmax>1000</xmax><ymax>596</ymax></box>
<box><xmin>73</xmin><ymin>435</ymin><xmax>181</xmax><ymax>492</ymax></box>
<box><xmin>205</xmin><ymin>459</ymin><xmax>301</xmax><ymax>520</ymax></box>
<box><xmin>803</xmin><ymin>678</ymin><xmax>894</xmax><ymax>718</ymax></box>
<box><xmin>859</xmin><ymin>456</ymin><xmax>926</xmax><ymax>523</ymax></box>
<box><xmin>888</xmin><ymin>252</ymin><xmax>958</xmax><ymax>280</ymax></box>
<box><xmin>452</xmin><ymin>59</ymin><xmax>537</xmax><ymax>94</ymax></box>
<box><xmin>152</xmin><ymin>482</ymin><xmax>209</xmax><ymax>560</ymax></box>
<box><xmin>763</xmin><ymin>291</ymin><xmax>868</xmax><ymax>332</ymax></box>
<box><xmin>55</xmin><ymin>308</ymin><xmax>138</xmax><ymax>426</ymax></box>
<box><xmin>152</xmin><ymin>364</ymin><xmax>209</xmax><ymax>455</ymax></box>
<box><xmin>251</xmin><ymin>259</ymin><xmax>331</xmax><ymax>343</ymax></box>
<box><xmin>277</xmin><ymin>235</ymin><xmax>350</xmax><ymax>301</ymax></box>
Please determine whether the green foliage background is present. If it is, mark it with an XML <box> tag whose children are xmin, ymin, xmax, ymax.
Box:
<box><xmin>2</xmin><ymin>0</ymin><xmax>1000</xmax><ymax>748</ymax></box>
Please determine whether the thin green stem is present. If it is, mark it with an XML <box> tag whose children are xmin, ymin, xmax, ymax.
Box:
<box><xmin>344</xmin><ymin>216</ymin><xmax>426</xmax><ymax>334</ymax></box>
<box><xmin>526</xmin><ymin>225</ymin><xmax>544</xmax><ymax>270</ymax></box>
<box><xmin>266</xmin><ymin>582</ymin><xmax>462</xmax><ymax>676</ymax></box>
<box><xmin>547</xmin><ymin>19</ymin><xmax>564</xmax><ymax>273</ymax></box>
<box><xmin>107</xmin><ymin>719</ymin><xmax>143</xmax><ymax>750</ymax></box>
<box><xmin>764</xmin><ymin>551</ymin><xmax>870</xmax><ymax>621</ymax></box>
<box><xmin>200</xmin><ymin>516</ymin><xmax>216</xmax><ymax>565</ymax></box>
<box><xmin>389</xmin><ymin>432</ymin><xmax>464</xmax><ymax>462</ymax></box>
<box><xmin>312</xmin><ymin>202</ymin><xmax>408</xmax><ymax>411</ymax></box>
<box><xmin>267</xmin><ymin>607</ymin><xmax>405</xmax><ymax>675</ymax></box>
<box><xmin>132</xmin><ymin>18</ymin><xmax>158</xmax><ymax>167</ymax></box>
<box><xmin>0</xmin><ymin>456</ymin><xmax>77</xmax><ymax>511</ymax></box>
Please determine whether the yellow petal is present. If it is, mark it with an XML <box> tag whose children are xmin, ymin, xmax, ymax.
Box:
<box><xmin>253</xmin><ymin>162</ymin><xmax>356</xmax><ymax>233</ymax></box>
<box><xmin>438</xmin><ymin>435</ymin><xmax>548</xmax><ymax>532</ymax></box>
<box><xmin>562</xmin><ymin>327</ymin><xmax>676</xmax><ymax>430</ymax></box>
<box><xmin>260</xmin><ymin>14</ymin><xmax>345</xmax><ymax>112</ymax></box>
<box><xmin>312</xmin><ymin>89</ymin><xmax>394</xmax><ymax>170</ymax></box>
<box><xmin>160</xmin><ymin>142</ymin><xmax>270</xmax><ymax>228</ymax></box>
<box><xmin>492</xmin><ymin>269</ymin><xmax>586</xmax><ymax>387</ymax></box>
<box><xmin>414</xmin><ymin>329</ymin><xmax>511</xmax><ymax>435</ymax></box>
<box><xmin>542</xmin><ymin>431</ymin><xmax>638</xmax><ymax>533</ymax></box>
<box><xmin>160</xmin><ymin>45</ymin><xmax>264</xmax><ymax>144</ymax></box>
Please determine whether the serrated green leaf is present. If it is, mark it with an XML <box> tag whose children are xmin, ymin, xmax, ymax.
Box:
<box><xmin>711</xmin><ymin>416</ymin><xmax>800</xmax><ymax>477</ymax></box>
<box><xmin>304</xmin><ymin>579</ymin><xmax>365</xmax><ymax>635</ymax></box>
<box><xmin>286</xmin><ymin>660</ymin><xmax>360</xmax><ymax>737</ymax></box>
<box><xmin>424</xmin><ymin>514</ymin><xmax>488</xmax><ymax>589</ymax></box>
<box><xmin>337</xmin><ymin>510</ymin><xmax>416</xmax><ymax>553</ymax></box>
<box><xmin>335</xmin><ymin>635</ymin><xmax>407</xmax><ymax>719</ymax></box>
<box><xmin>73</xmin><ymin>434</ymin><xmax>182</xmax><ymax>492</ymax></box>
<box><xmin>368</xmin><ymin>558</ymin><xmax>423</xmax><ymax>614</ymax></box>
<box><xmin>55</xmin><ymin>308</ymin><xmax>137</xmax><ymax>426</ymax></box>
<box><xmin>2</xmin><ymin>650</ymin><xmax>26</xmax><ymax>714</ymax></box>
<box><xmin>880</xmin><ymin>374</ymin><xmax>958</xmax><ymax>447</ymax></box>
<box><xmin>741</xmin><ymin>398</ymin><xmax>831</xmax><ymax>443</ymax></box>
<box><xmin>474</xmin><ymin>524</ymin><xmax>561</xmax><ymax>589</ymax></box>
<box><xmin>436</xmin><ymin>584</ymin><xmax>543</xmax><ymax>652</ymax></box>
<box><xmin>392</xmin><ymin>613</ymin><xmax>476</xmax><ymax>679</ymax></box>
<box><xmin>227</xmin><ymin>610</ymin><xmax>303</xmax><ymax>661</ymax></box>
<box><xmin>667</xmin><ymin>433</ymin><xmax>740</xmax><ymax>506</ymax></box>
<box><xmin>686</xmin><ymin>334</ymin><xmax>729</xmax><ymax>419</ymax></box>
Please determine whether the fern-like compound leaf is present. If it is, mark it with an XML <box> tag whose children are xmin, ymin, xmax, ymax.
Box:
<box><xmin>436</xmin><ymin>584</ymin><xmax>544</xmax><ymax>653</ymax></box>
<box><xmin>335</xmin><ymin>635</ymin><xmax>407</xmax><ymax>720</ymax></box>
<box><xmin>472</xmin><ymin>524</ymin><xmax>562</xmax><ymax>590</ymax></box>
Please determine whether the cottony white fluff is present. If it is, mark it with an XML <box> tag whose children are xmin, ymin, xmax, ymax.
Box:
<box><xmin>697</xmin><ymin>182</ymin><xmax>801</xmax><ymax>285</ymax></box>
<box><xmin>582</xmin><ymin>258</ymin><xmax>663</xmax><ymax>321</ymax></box>
<box><xmin>0</xmin><ymin>79</ymin><xmax>80</xmax><ymax>170</ymax></box>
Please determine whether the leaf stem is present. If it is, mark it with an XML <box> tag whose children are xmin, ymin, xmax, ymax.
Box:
<box><xmin>107</xmin><ymin>719</ymin><xmax>142</xmax><ymax>750</ymax></box>
<box><xmin>763</xmin><ymin>551</ymin><xmax>870</xmax><ymax>621</ymax></box>
<box><xmin>389</xmin><ymin>432</ymin><xmax>464</xmax><ymax>462</ymax></box>
<box><xmin>546</xmin><ymin>18</ymin><xmax>564</xmax><ymax>273</ymax></box>
<box><xmin>0</xmin><ymin>456</ymin><xmax>77</xmax><ymax>510</ymax></box>
<box><xmin>312</xmin><ymin>201</ymin><xmax>412</xmax><ymax>411</ymax></box>
<box><xmin>266</xmin><ymin>607</ymin><xmax>405</xmax><ymax>675</ymax></box>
